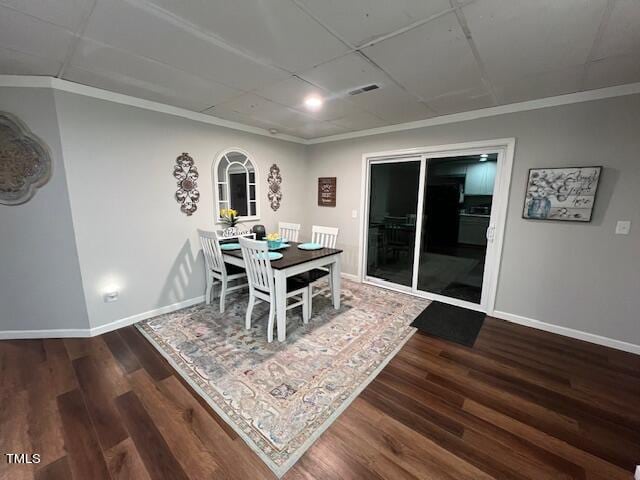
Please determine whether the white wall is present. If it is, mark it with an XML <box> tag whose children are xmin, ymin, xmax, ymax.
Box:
<box><xmin>305</xmin><ymin>94</ymin><xmax>640</xmax><ymax>347</ymax></box>
<box><xmin>0</xmin><ymin>88</ymin><xmax>89</xmax><ymax>333</ymax></box>
<box><xmin>53</xmin><ymin>90</ymin><xmax>307</xmax><ymax>330</ymax></box>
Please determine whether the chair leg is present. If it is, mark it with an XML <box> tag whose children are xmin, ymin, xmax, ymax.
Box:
<box><xmin>219</xmin><ymin>276</ymin><xmax>227</xmax><ymax>313</ymax></box>
<box><xmin>267</xmin><ymin>301</ymin><xmax>275</xmax><ymax>343</ymax></box>
<box><xmin>302</xmin><ymin>288</ymin><xmax>310</xmax><ymax>324</ymax></box>
<box><xmin>245</xmin><ymin>290</ymin><xmax>255</xmax><ymax>330</ymax></box>
<box><xmin>205</xmin><ymin>273</ymin><xmax>213</xmax><ymax>305</ymax></box>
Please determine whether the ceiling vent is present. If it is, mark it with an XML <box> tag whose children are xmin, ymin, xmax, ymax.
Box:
<box><xmin>348</xmin><ymin>84</ymin><xmax>380</xmax><ymax>96</ymax></box>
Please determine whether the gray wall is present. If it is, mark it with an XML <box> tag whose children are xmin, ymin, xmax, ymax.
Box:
<box><xmin>53</xmin><ymin>91</ymin><xmax>308</xmax><ymax>329</ymax></box>
<box><xmin>0</xmin><ymin>88</ymin><xmax>89</xmax><ymax>332</ymax></box>
<box><xmin>2</xmin><ymin>85</ymin><xmax>638</xmax><ymax>348</ymax></box>
<box><xmin>306</xmin><ymin>95</ymin><xmax>640</xmax><ymax>345</ymax></box>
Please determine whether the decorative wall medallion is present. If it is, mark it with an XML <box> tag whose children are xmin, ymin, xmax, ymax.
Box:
<box><xmin>267</xmin><ymin>163</ymin><xmax>282</xmax><ymax>211</ymax></box>
<box><xmin>173</xmin><ymin>153</ymin><xmax>199</xmax><ymax>216</ymax></box>
<box><xmin>0</xmin><ymin>112</ymin><xmax>52</xmax><ymax>205</ymax></box>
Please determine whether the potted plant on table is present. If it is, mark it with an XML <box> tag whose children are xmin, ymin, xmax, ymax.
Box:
<box><xmin>219</xmin><ymin>208</ymin><xmax>239</xmax><ymax>236</ymax></box>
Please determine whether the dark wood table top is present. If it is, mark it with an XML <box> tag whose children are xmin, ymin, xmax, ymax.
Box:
<box><xmin>222</xmin><ymin>242</ymin><xmax>342</xmax><ymax>270</ymax></box>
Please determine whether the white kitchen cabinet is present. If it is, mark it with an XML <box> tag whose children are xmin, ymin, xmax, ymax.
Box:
<box><xmin>464</xmin><ymin>161</ymin><xmax>496</xmax><ymax>195</ymax></box>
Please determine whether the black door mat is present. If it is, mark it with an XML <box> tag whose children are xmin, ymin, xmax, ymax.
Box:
<box><xmin>410</xmin><ymin>301</ymin><xmax>485</xmax><ymax>347</ymax></box>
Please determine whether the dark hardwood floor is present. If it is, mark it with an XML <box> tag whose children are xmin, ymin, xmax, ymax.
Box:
<box><xmin>1</xmin><ymin>317</ymin><xmax>639</xmax><ymax>479</ymax></box>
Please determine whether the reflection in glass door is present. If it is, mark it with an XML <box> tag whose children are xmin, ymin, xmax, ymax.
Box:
<box><xmin>416</xmin><ymin>154</ymin><xmax>497</xmax><ymax>304</ymax></box>
<box><xmin>366</xmin><ymin>159</ymin><xmax>421</xmax><ymax>287</ymax></box>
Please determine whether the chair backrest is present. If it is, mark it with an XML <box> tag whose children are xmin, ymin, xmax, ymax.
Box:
<box><xmin>239</xmin><ymin>237</ymin><xmax>274</xmax><ymax>294</ymax></box>
<box><xmin>218</xmin><ymin>229</ymin><xmax>256</xmax><ymax>240</ymax></box>
<box><xmin>311</xmin><ymin>225</ymin><xmax>339</xmax><ymax>248</ymax></box>
<box><xmin>198</xmin><ymin>229</ymin><xmax>225</xmax><ymax>273</ymax></box>
<box><xmin>278</xmin><ymin>222</ymin><xmax>301</xmax><ymax>242</ymax></box>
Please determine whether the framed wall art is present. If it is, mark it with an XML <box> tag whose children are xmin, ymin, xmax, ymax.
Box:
<box><xmin>523</xmin><ymin>166</ymin><xmax>601</xmax><ymax>222</ymax></box>
<box><xmin>318</xmin><ymin>177</ymin><xmax>337</xmax><ymax>207</ymax></box>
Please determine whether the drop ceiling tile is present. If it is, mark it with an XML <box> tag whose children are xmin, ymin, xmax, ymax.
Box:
<box><xmin>210</xmin><ymin>93</ymin><xmax>314</xmax><ymax>129</ymax></box>
<box><xmin>594</xmin><ymin>0</ymin><xmax>640</xmax><ymax>59</ymax></box>
<box><xmin>201</xmin><ymin>108</ymin><xmax>284</xmax><ymax>132</ymax></box>
<box><xmin>253</xmin><ymin>76</ymin><xmax>362</xmax><ymax>121</ymax></box>
<box><xmin>284</xmin><ymin>121</ymin><xmax>347</xmax><ymax>139</ymax></box>
<box><xmin>254</xmin><ymin>76</ymin><xmax>321</xmax><ymax>109</ymax></box>
<box><xmin>331</xmin><ymin>111</ymin><xmax>387</xmax><ymax>130</ymax></box>
<box><xmin>426</xmin><ymin>86</ymin><xmax>495</xmax><ymax>116</ymax></box>
<box><xmin>0</xmin><ymin>0</ymin><xmax>93</xmax><ymax>31</ymax></box>
<box><xmin>82</xmin><ymin>0</ymin><xmax>289</xmax><ymax>92</ymax></box>
<box><xmin>0</xmin><ymin>6</ymin><xmax>75</xmax><ymax>60</ymax></box>
<box><xmin>0</xmin><ymin>46</ymin><xmax>62</xmax><ymax>75</ymax></box>
<box><xmin>141</xmin><ymin>0</ymin><xmax>350</xmax><ymax>72</ymax></box>
<box><xmin>363</xmin><ymin>12</ymin><xmax>484</xmax><ymax>101</ymax></box>
<box><xmin>464</xmin><ymin>0</ymin><xmax>608</xmax><ymax>84</ymax></box>
<box><xmin>295</xmin><ymin>0</ymin><xmax>450</xmax><ymax>46</ymax></box>
<box><xmin>584</xmin><ymin>55</ymin><xmax>640</xmax><ymax>90</ymax></box>
<box><xmin>493</xmin><ymin>66</ymin><xmax>583</xmax><ymax>104</ymax></box>
<box><xmin>303</xmin><ymin>98</ymin><xmax>363</xmax><ymax>122</ymax></box>
<box><xmin>348</xmin><ymin>83</ymin><xmax>435</xmax><ymax>123</ymax></box>
<box><xmin>300</xmin><ymin>53</ymin><xmax>389</xmax><ymax>94</ymax></box>
<box><xmin>64</xmin><ymin>66</ymin><xmax>220</xmax><ymax>111</ymax></box>
<box><xmin>70</xmin><ymin>37</ymin><xmax>243</xmax><ymax>107</ymax></box>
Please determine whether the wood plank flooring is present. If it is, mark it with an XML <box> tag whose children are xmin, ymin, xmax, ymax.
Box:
<box><xmin>1</xmin><ymin>317</ymin><xmax>639</xmax><ymax>480</ymax></box>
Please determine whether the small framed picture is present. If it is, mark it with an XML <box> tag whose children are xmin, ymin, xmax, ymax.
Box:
<box><xmin>318</xmin><ymin>177</ymin><xmax>337</xmax><ymax>207</ymax></box>
<box><xmin>523</xmin><ymin>166</ymin><xmax>602</xmax><ymax>222</ymax></box>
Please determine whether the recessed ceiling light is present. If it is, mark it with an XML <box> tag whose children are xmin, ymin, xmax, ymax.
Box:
<box><xmin>304</xmin><ymin>95</ymin><xmax>323</xmax><ymax>111</ymax></box>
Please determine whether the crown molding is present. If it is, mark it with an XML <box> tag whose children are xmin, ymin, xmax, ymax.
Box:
<box><xmin>0</xmin><ymin>75</ymin><xmax>307</xmax><ymax>144</ymax></box>
<box><xmin>2</xmin><ymin>75</ymin><xmax>640</xmax><ymax>147</ymax></box>
<box><xmin>306</xmin><ymin>81</ymin><xmax>640</xmax><ymax>144</ymax></box>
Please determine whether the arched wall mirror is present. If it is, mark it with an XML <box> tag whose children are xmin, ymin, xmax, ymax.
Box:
<box><xmin>213</xmin><ymin>149</ymin><xmax>260</xmax><ymax>221</ymax></box>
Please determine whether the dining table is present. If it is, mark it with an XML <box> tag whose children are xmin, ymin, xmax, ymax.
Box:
<box><xmin>222</xmin><ymin>242</ymin><xmax>343</xmax><ymax>341</ymax></box>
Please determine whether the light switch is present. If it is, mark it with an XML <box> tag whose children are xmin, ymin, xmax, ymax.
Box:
<box><xmin>351</xmin><ymin>210</ymin><xmax>358</xmax><ymax>219</ymax></box>
<box><xmin>615</xmin><ymin>221</ymin><xmax>631</xmax><ymax>235</ymax></box>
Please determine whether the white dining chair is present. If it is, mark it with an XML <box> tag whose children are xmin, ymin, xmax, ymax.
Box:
<box><xmin>198</xmin><ymin>229</ymin><xmax>248</xmax><ymax>313</ymax></box>
<box><xmin>239</xmin><ymin>237</ymin><xmax>310</xmax><ymax>342</ymax></box>
<box><xmin>278</xmin><ymin>222</ymin><xmax>301</xmax><ymax>242</ymax></box>
<box><xmin>307</xmin><ymin>225</ymin><xmax>340</xmax><ymax>317</ymax></box>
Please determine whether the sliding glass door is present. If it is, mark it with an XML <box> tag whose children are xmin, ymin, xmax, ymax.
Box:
<box><xmin>365</xmin><ymin>158</ymin><xmax>422</xmax><ymax>288</ymax></box>
<box><xmin>416</xmin><ymin>155</ymin><xmax>497</xmax><ymax>305</ymax></box>
<box><xmin>364</xmin><ymin>151</ymin><xmax>501</xmax><ymax>310</ymax></box>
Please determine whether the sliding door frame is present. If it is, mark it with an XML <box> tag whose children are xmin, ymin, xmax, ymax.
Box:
<box><xmin>358</xmin><ymin>138</ymin><xmax>516</xmax><ymax>316</ymax></box>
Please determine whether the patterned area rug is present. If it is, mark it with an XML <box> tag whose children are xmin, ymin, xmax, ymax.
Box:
<box><xmin>136</xmin><ymin>280</ymin><xmax>429</xmax><ymax>477</ymax></box>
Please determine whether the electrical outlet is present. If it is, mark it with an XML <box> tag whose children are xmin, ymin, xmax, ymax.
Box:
<box><xmin>104</xmin><ymin>291</ymin><xmax>119</xmax><ymax>303</ymax></box>
<box><xmin>615</xmin><ymin>220</ymin><xmax>631</xmax><ymax>235</ymax></box>
<box><xmin>351</xmin><ymin>209</ymin><xmax>358</xmax><ymax>219</ymax></box>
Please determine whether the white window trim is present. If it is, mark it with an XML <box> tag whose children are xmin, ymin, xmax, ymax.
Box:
<box><xmin>213</xmin><ymin>147</ymin><xmax>260</xmax><ymax>223</ymax></box>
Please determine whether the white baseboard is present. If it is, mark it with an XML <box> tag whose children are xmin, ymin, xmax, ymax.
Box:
<box><xmin>0</xmin><ymin>328</ymin><xmax>92</xmax><ymax>340</ymax></box>
<box><xmin>89</xmin><ymin>295</ymin><xmax>205</xmax><ymax>336</ymax></box>
<box><xmin>0</xmin><ymin>295</ymin><xmax>205</xmax><ymax>340</ymax></box>
<box><xmin>492</xmin><ymin>310</ymin><xmax>640</xmax><ymax>356</ymax></box>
